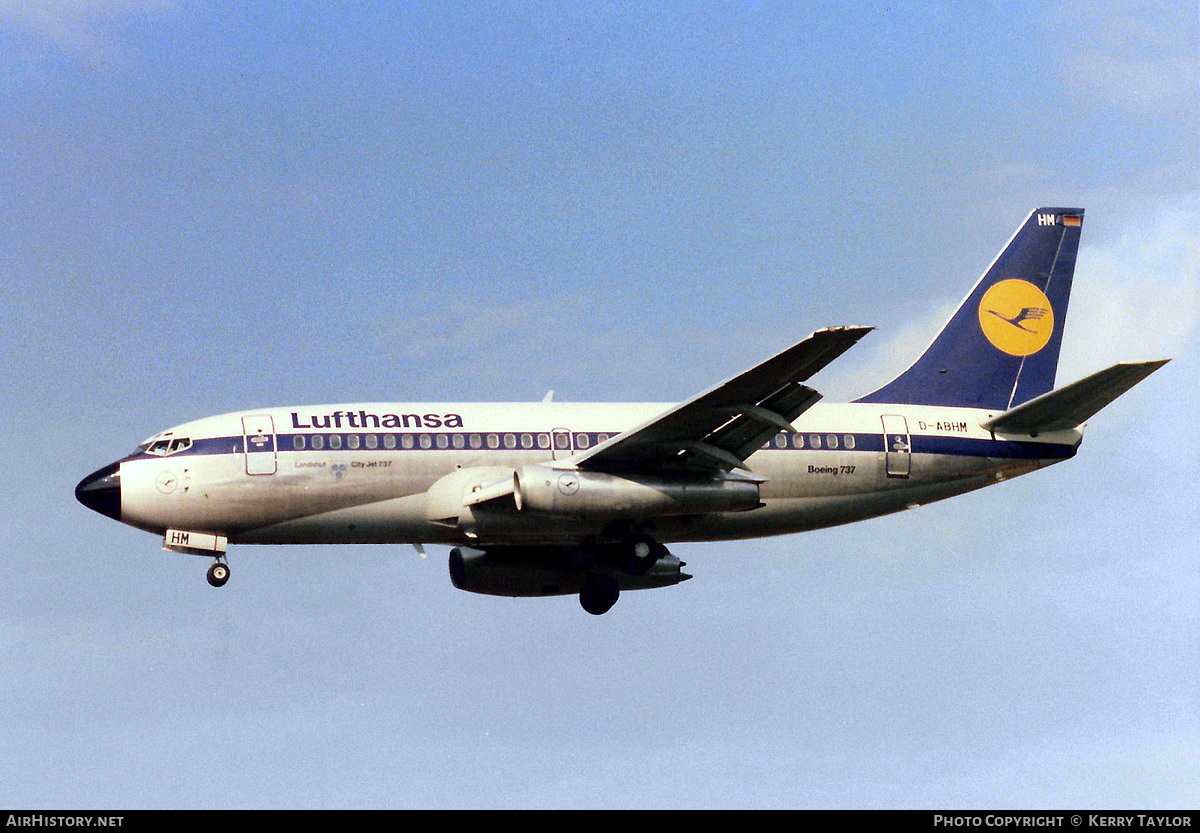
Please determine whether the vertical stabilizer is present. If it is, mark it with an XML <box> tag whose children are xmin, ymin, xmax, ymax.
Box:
<box><xmin>856</xmin><ymin>208</ymin><xmax>1084</xmax><ymax>410</ymax></box>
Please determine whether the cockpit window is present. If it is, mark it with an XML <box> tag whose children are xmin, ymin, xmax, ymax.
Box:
<box><xmin>145</xmin><ymin>437</ymin><xmax>192</xmax><ymax>457</ymax></box>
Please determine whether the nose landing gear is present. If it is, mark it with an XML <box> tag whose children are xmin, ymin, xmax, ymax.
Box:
<box><xmin>162</xmin><ymin>530</ymin><xmax>231</xmax><ymax>587</ymax></box>
<box><xmin>206</xmin><ymin>559</ymin><xmax>230</xmax><ymax>588</ymax></box>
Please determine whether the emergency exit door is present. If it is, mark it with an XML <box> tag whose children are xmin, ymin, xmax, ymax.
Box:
<box><xmin>551</xmin><ymin>428</ymin><xmax>572</xmax><ymax>461</ymax></box>
<box><xmin>881</xmin><ymin>414</ymin><xmax>911</xmax><ymax>479</ymax></box>
<box><xmin>242</xmin><ymin>415</ymin><xmax>277</xmax><ymax>475</ymax></box>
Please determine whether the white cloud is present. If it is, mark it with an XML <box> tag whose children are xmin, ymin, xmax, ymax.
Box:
<box><xmin>816</xmin><ymin>199</ymin><xmax>1200</xmax><ymax>403</ymax></box>
<box><xmin>1057</xmin><ymin>0</ymin><xmax>1199</xmax><ymax>116</ymax></box>
<box><xmin>1064</xmin><ymin>52</ymin><xmax>1199</xmax><ymax>114</ymax></box>
<box><xmin>1058</xmin><ymin>197</ymin><xmax>1200</xmax><ymax>383</ymax></box>
<box><xmin>0</xmin><ymin>0</ymin><xmax>173</xmax><ymax>59</ymax></box>
<box><xmin>814</xmin><ymin>299</ymin><xmax>960</xmax><ymax>402</ymax></box>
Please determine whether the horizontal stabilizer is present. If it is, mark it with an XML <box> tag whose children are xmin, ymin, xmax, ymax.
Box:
<box><xmin>981</xmin><ymin>360</ymin><xmax>1169</xmax><ymax>435</ymax></box>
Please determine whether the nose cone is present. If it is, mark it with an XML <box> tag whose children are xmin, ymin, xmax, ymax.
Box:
<box><xmin>75</xmin><ymin>462</ymin><xmax>122</xmax><ymax>521</ymax></box>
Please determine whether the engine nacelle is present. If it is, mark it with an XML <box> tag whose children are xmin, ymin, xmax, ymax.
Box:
<box><xmin>423</xmin><ymin>465</ymin><xmax>518</xmax><ymax>534</ymax></box>
<box><xmin>448</xmin><ymin>545</ymin><xmax>690</xmax><ymax>597</ymax></box>
<box><xmin>512</xmin><ymin>465</ymin><xmax>759</xmax><ymax>520</ymax></box>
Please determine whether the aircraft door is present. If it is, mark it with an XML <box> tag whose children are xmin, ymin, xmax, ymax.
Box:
<box><xmin>242</xmin><ymin>415</ymin><xmax>278</xmax><ymax>475</ymax></box>
<box><xmin>881</xmin><ymin>414</ymin><xmax>911</xmax><ymax>478</ymax></box>
<box><xmin>551</xmin><ymin>428</ymin><xmax>572</xmax><ymax>461</ymax></box>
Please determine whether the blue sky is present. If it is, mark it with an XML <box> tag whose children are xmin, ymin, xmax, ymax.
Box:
<box><xmin>1</xmin><ymin>1</ymin><xmax>1196</xmax><ymax>809</ymax></box>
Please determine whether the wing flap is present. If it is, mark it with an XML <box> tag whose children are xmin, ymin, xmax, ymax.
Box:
<box><xmin>573</xmin><ymin>326</ymin><xmax>872</xmax><ymax>473</ymax></box>
<box><xmin>703</xmin><ymin>383</ymin><xmax>821</xmax><ymax>463</ymax></box>
<box><xmin>981</xmin><ymin>359</ymin><xmax>1169</xmax><ymax>434</ymax></box>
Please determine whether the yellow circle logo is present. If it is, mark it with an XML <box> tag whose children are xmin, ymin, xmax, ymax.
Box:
<box><xmin>977</xmin><ymin>279</ymin><xmax>1054</xmax><ymax>356</ymax></box>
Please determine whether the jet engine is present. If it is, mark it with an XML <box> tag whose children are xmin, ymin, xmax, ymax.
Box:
<box><xmin>512</xmin><ymin>465</ymin><xmax>759</xmax><ymax>520</ymax></box>
<box><xmin>448</xmin><ymin>544</ymin><xmax>690</xmax><ymax>598</ymax></box>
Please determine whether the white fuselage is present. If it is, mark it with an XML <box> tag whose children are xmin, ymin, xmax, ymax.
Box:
<box><xmin>114</xmin><ymin>400</ymin><xmax>1080</xmax><ymax>548</ymax></box>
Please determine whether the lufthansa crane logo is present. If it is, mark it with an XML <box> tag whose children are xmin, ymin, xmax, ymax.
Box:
<box><xmin>557</xmin><ymin>474</ymin><xmax>580</xmax><ymax>496</ymax></box>
<box><xmin>977</xmin><ymin>279</ymin><xmax>1054</xmax><ymax>356</ymax></box>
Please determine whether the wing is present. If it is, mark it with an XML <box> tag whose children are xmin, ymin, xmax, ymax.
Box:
<box><xmin>570</xmin><ymin>326</ymin><xmax>872</xmax><ymax>475</ymax></box>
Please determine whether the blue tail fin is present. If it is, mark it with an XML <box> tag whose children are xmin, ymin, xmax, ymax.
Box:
<box><xmin>856</xmin><ymin>207</ymin><xmax>1085</xmax><ymax>410</ymax></box>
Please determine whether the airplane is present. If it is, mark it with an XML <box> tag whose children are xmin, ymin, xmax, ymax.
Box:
<box><xmin>75</xmin><ymin>207</ymin><xmax>1167</xmax><ymax>614</ymax></box>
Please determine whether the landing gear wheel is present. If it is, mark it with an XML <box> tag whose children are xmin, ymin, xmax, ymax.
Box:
<box><xmin>206</xmin><ymin>561</ymin><xmax>230</xmax><ymax>588</ymax></box>
<box><xmin>579</xmin><ymin>574</ymin><xmax>620</xmax><ymax>615</ymax></box>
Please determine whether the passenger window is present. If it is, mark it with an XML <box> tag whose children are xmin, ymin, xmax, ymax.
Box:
<box><xmin>436</xmin><ymin>434</ymin><xmax>449</xmax><ymax>449</ymax></box>
<box><xmin>452</xmin><ymin>434</ymin><xmax>465</xmax><ymax>449</ymax></box>
<box><xmin>419</xmin><ymin>435</ymin><xmax>432</xmax><ymax>449</ymax></box>
<box><xmin>293</xmin><ymin>435</ymin><xmax>306</xmax><ymax>450</ymax></box>
<box><xmin>487</xmin><ymin>434</ymin><xmax>500</xmax><ymax>449</ymax></box>
<box><xmin>774</xmin><ymin>434</ymin><xmax>788</xmax><ymax>449</ymax></box>
<box><xmin>554</xmin><ymin>433</ymin><xmax>569</xmax><ymax>450</ymax></box>
<box><xmin>383</xmin><ymin>434</ymin><xmax>396</xmax><ymax>449</ymax></box>
<box><xmin>809</xmin><ymin>434</ymin><xmax>821</xmax><ymax>449</ymax></box>
<box><xmin>347</xmin><ymin>435</ymin><xmax>360</xmax><ymax>450</ymax></box>
<box><xmin>844</xmin><ymin>434</ymin><xmax>855</xmax><ymax>450</ymax></box>
<box><xmin>826</xmin><ymin>434</ymin><xmax>839</xmax><ymax>449</ymax></box>
<box><xmin>469</xmin><ymin>434</ymin><xmax>483</xmax><ymax>449</ymax></box>
<box><xmin>520</xmin><ymin>433</ymin><xmax>534</xmax><ymax>449</ymax></box>
<box><xmin>503</xmin><ymin>433</ymin><xmax>517</xmax><ymax>449</ymax></box>
<box><xmin>792</xmin><ymin>434</ymin><xmax>804</xmax><ymax>449</ymax></box>
<box><xmin>575</xmin><ymin>433</ymin><xmax>591</xmax><ymax>449</ymax></box>
<box><xmin>365</xmin><ymin>434</ymin><xmax>378</xmax><ymax>449</ymax></box>
<box><xmin>312</xmin><ymin>435</ymin><xmax>325</xmax><ymax>450</ymax></box>
<box><xmin>401</xmin><ymin>434</ymin><xmax>413</xmax><ymax>449</ymax></box>
<box><xmin>330</xmin><ymin>435</ymin><xmax>342</xmax><ymax>450</ymax></box>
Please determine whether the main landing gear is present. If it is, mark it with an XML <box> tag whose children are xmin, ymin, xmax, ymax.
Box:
<box><xmin>579</xmin><ymin>574</ymin><xmax>620</xmax><ymax>616</ymax></box>
<box><xmin>624</xmin><ymin>532</ymin><xmax>667</xmax><ymax>575</ymax></box>
<box><xmin>206</xmin><ymin>559</ymin><xmax>230</xmax><ymax>588</ymax></box>
<box><xmin>577</xmin><ymin>532</ymin><xmax>670</xmax><ymax>615</ymax></box>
